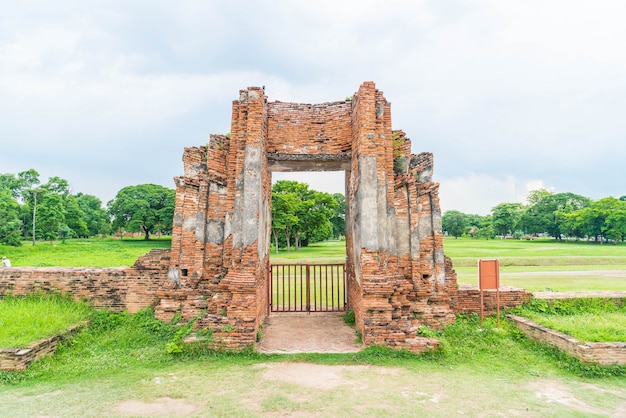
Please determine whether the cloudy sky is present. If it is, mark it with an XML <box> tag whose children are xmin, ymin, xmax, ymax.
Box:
<box><xmin>2</xmin><ymin>1</ymin><xmax>624</xmax><ymax>215</ymax></box>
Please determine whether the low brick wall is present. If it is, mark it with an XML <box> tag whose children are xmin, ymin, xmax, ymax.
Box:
<box><xmin>0</xmin><ymin>323</ymin><xmax>83</xmax><ymax>371</ymax></box>
<box><xmin>0</xmin><ymin>249</ymin><xmax>172</xmax><ymax>313</ymax></box>
<box><xmin>455</xmin><ymin>284</ymin><xmax>530</xmax><ymax>315</ymax></box>
<box><xmin>508</xmin><ymin>314</ymin><xmax>626</xmax><ymax>366</ymax></box>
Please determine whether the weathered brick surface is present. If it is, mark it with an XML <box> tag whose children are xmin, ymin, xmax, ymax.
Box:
<box><xmin>157</xmin><ymin>82</ymin><xmax>464</xmax><ymax>353</ymax></box>
<box><xmin>455</xmin><ymin>283</ymin><xmax>531</xmax><ymax>315</ymax></box>
<box><xmin>0</xmin><ymin>250</ymin><xmax>173</xmax><ymax>314</ymax></box>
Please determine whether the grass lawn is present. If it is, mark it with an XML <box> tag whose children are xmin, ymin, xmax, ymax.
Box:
<box><xmin>444</xmin><ymin>237</ymin><xmax>626</xmax><ymax>292</ymax></box>
<box><xmin>0</xmin><ymin>294</ymin><xmax>92</xmax><ymax>347</ymax></box>
<box><xmin>1</xmin><ymin>305</ymin><xmax>624</xmax><ymax>417</ymax></box>
<box><xmin>271</xmin><ymin>240</ymin><xmax>347</xmax><ymax>264</ymax></box>
<box><xmin>512</xmin><ymin>298</ymin><xmax>626</xmax><ymax>342</ymax></box>
<box><xmin>0</xmin><ymin>237</ymin><xmax>171</xmax><ymax>267</ymax></box>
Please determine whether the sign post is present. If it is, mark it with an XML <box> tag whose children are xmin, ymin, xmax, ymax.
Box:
<box><xmin>478</xmin><ymin>259</ymin><xmax>500</xmax><ymax>327</ymax></box>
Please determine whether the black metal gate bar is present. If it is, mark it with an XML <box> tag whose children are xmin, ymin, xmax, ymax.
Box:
<box><xmin>269</xmin><ymin>263</ymin><xmax>346</xmax><ymax>313</ymax></box>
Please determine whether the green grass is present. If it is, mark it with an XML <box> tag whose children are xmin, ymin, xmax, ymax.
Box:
<box><xmin>0</xmin><ymin>294</ymin><xmax>92</xmax><ymax>347</ymax></box>
<box><xmin>512</xmin><ymin>298</ymin><xmax>626</xmax><ymax>342</ymax></box>
<box><xmin>0</xmin><ymin>237</ymin><xmax>171</xmax><ymax>267</ymax></box>
<box><xmin>445</xmin><ymin>237</ymin><xmax>626</xmax><ymax>291</ymax></box>
<box><xmin>271</xmin><ymin>240</ymin><xmax>346</xmax><ymax>264</ymax></box>
<box><xmin>1</xmin><ymin>303</ymin><xmax>625</xmax><ymax>416</ymax></box>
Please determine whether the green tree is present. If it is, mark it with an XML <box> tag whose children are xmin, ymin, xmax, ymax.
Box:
<box><xmin>329</xmin><ymin>193</ymin><xmax>346</xmax><ymax>239</ymax></box>
<box><xmin>108</xmin><ymin>184</ymin><xmax>176</xmax><ymax>240</ymax></box>
<box><xmin>0</xmin><ymin>189</ymin><xmax>23</xmax><ymax>246</ymax></box>
<box><xmin>76</xmin><ymin>193</ymin><xmax>111</xmax><ymax>236</ymax></box>
<box><xmin>474</xmin><ymin>215</ymin><xmax>495</xmax><ymax>239</ymax></box>
<box><xmin>520</xmin><ymin>189</ymin><xmax>590</xmax><ymax>239</ymax></box>
<box><xmin>64</xmin><ymin>195</ymin><xmax>89</xmax><ymax>238</ymax></box>
<box><xmin>442</xmin><ymin>210</ymin><xmax>467</xmax><ymax>238</ymax></box>
<box><xmin>297</xmin><ymin>189</ymin><xmax>337</xmax><ymax>246</ymax></box>
<box><xmin>271</xmin><ymin>180</ymin><xmax>338</xmax><ymax>251</ymax></box>
<box><xmin>491</xmin><ymin>202</ymin><xmax>524</xmax><ymax>236</ymax></box>
<box><xmin>271</xmin><ymin>190</ymin><xmax>299</xmax><ymax>253</ymax></box>
<box><xmin>36</xmin><ymin>193</ymin><xmax>67</xmax><ymax>243</ymax></box>
<box><xmin>568</xmin><ymin>197</ymin><xmax>626</xmax><ymax>243</ymax></box>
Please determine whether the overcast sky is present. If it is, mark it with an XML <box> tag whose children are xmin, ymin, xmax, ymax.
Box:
<box><xmin>2</xmin><ymin>1</ymin><xmax>625</xmax><ymax>215</ymax></box>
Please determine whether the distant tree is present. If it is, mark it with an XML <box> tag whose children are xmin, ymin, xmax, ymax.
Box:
<box><xmin>297</xmin><ymin>189</ymin><xmax>337</xmax><ymax>246</ymax></box>
<box><xmin>442</xmin><ymin>210</ymin><xmax>466</xmax><ymax>238</ymax></box>
<box><xmin>64</xmin><ymin>195</ymin><xmax>89</xmax><ymax>238</ymax></box>
<box><xmin>271</xmin><ymin>190</ymin><xmax>299</xmax><ymax>253</ymax></box>
<box><xmin>474</xmin><ymin>215</ymin><xmax>495</xmax><ymax>239</ymax></box>
<box><xmin>1</xmin><ymin>169</ymin><xmax>41</xmax><ymax>202</ymax></box>
<box><xmin>271</xmin><ymin>180</ymin><xmax>338</xmax><ymax>251</ymax></box>
<box><xmin>329</xmin><ymin>193</ymin><xmax>346</xmax><ymax>239</ymax></box>
<box><xmin>41</xmin><ymin>176</ymin><xmax>70</xmax><ymax>198</ymax></box>
<box><xmin>108</xmin><ymin>184</ymin><xmax>175</xmax><ymax>240</ymax></box>
<box><xmin>76</xmin><ymin>193</ymin><xmax>111</xmax><ymax>236</ymax></box>
<box><xmin>520</xmin><ymin>189</ymin><xmax>590</xmax><ymax>239</ymax></box>
<box><xmin>568</xmin><ymin>197</ymin><xmax>626</xmax><ymax>243</ymax></box>
<box><xmin>37</xmin><ymin>193</ymin><xmax>67</xmax><ymax>243</ymax></box>
<box><xmin>491</xmin><ymin>202</ymin><xmax>524</xmax><ymax>236</ymax></box>
<box><xmin>0</xmin><ymin>189</ymin><xmax>23</xmax><ymax>246</ymax></box>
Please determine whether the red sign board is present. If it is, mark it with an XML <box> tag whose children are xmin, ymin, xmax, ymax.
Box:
<box><xmin>479</xmin><ymin>259</ymin><xmax>500</xmax><ymax>290</ymax></box>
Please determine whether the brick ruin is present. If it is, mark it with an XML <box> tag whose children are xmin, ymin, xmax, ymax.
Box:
<box><xmin>0</xmin><ymin>81</ymin><xmax>530</xmax><ymax>354</ymax></box>
<box><xmin>165</xmin><ymin>81</ymin><xmax>459</xmax><ymax>352</ymax></box>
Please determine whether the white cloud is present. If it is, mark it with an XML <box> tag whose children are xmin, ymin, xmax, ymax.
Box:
<box><xmin>439</xmin><ymin>173</ymin><xmax>549</xmax><ymax>215</ymax></box>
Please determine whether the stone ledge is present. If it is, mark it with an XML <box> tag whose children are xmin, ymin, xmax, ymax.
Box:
<box><xmin>507</xmin><ymin>314</ymin><xmax>626</xmax><ymax>366</ymax></box>
<box><xmin>0</xmin><ymin>323</ymin><xmax>85</xmax><ymax>371</ymax></box>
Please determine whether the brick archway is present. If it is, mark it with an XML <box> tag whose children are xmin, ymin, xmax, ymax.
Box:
<box><xmin>169</xmin><ymin>82</ymin><xmax>458</xmax><ymax>353</ymax></box>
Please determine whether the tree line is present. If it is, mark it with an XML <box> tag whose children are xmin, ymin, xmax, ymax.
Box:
<box><xmin>271</xmin><ymin>180</ymin><xmax>345</xmax><ymax>252</ymax></box>
<box><xmin>443</xmin><ymin>189</ymin><xmax>626</xmax><ymax>243</ymax></box>
<box><xmin>0</xmin><ymin>169</ymin><xmax>175</xmax><ymax>246</ymax></box>
<box><xmin>0</xmin><ymin>170</ymin><xmax>345</xmax><ymax>250</ymax></box>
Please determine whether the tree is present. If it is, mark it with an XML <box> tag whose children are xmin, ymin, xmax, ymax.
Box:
<box><xmin>491</xmin><ymin>202</ymin><xmax>524</xmax><ymax>236</ymax></box>
<box><xmin>108</xmin><ymin>184</ymin><xmax>176</xmax><ymax>240</ymax></box>
<box><xmin>271</xmin><ymin>180</ymin><xmax>339</xmax><ymax>252</ymax></box>
<box><xmin>475</xmin><ymin>215</ymin><xmax>495</xmax><ymax>239</ymax></box>
<box><xmin>329</xmin><ymin>193</ymin><xmax>346</xmax><ymax>239</ymax></box>
<box><xmin>76</xmin><ymin>193</ymin><xmax>111</xmax><ymax>236</ymax></box>
<box><xmin>567</xmin><ymin>197</ymin><xmax>626</xmax><ymax>243</ymax></box>
<box><xmin>0</xmin><ymin>189</ymin><xmax>23</xmax><ymax>246</ymax></box>
<box><xmin>36</xmin><ymin>193</ymin><xmax>67</xmax><ymax>243</ymax></box>
<box><xmin>271</xmin><ymin>190</ymin><xmax>299</xmax><ymax>253</ymax></box>
<box><xmin>64</xmin><ymin>195</ymin><xmax>89</xmax><ymax>238</ymax></box>
<box><xmin>520</xmin><ymin>189</ymin><xmax>591</xmax><ymax>239</ymax></box>
<box><xmin>442</xmin><ymin>210</ymin><xmax>466</xmax><ymax>238</ymax></box>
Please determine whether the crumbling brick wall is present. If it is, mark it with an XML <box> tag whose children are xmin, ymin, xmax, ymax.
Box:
<box><xmin>165</xmin><ymin>81</ymin><xmax>463</xmax><ymax>352</ymax></box>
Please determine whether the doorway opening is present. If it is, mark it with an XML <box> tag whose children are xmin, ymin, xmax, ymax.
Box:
<box><xmin>268</xmin><ymin>170</ymin><xmax>348</xmax><ymax>314</ymax></box>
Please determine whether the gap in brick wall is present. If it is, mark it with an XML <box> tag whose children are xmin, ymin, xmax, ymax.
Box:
<box><xmin>270</xmin><ymin>170</ymin><xmax>347</xmax><ymax>261</ymax></box>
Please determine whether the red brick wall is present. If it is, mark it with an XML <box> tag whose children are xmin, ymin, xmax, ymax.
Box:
<box><xmin>455</xmin><ymin>284</ymin><xmax>531</xmax><ymax>315</ymax></box>
<box><xmin>267</xmin><ymin>101</ymin><xmax>352</xmax><ymax>155</ymax></box>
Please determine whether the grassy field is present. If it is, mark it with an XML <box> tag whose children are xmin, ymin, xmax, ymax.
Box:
<box><xmin>0</xmin><ymin>237</ymin><xmax>172</xmax><ymax>267</ymax></box>
<box><xmin>271</xmin><ymin>240</ymin><xmax>347</xmax><ymax>264</ymax></box>
<box><xmin>0</xmin><ymin>294</ymin><xmax>92</xmax><ymax>347</ymax></box>
<box><xmin>1</xmin><ymin>302</ymin><xmax>625</xmax><ymax>417</ymax></box>
<box><xmin>443</xmin><ymin>237</ymin><xmax>626</xmax><ymax>291</ymax></box>
<box><xmin>512</xmin><ymin>298</ymin><xmax>626</xmax><ymax>342</ymax></box>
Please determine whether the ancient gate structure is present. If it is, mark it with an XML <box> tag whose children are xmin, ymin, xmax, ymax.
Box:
<box><xmin>167</xmin><ymin>81</ymin><xmax>458</xmax><ymax>352</ymax></box>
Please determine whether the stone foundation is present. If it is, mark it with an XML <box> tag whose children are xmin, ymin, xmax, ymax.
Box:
<box><xmin>0</xmin><ymin>323</ymin><xmax>83</xmax><ymax>371</ymax></box>
<box><xmin>508</xmin><ymin>314</ymin><xmax>626</xmax><ymax>366</ymax></box>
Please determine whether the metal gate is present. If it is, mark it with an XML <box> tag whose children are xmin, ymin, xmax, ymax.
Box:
<box><xmin>269</xmin><ymin>263</ymin><xmax>347</xmax><ymax>313</ymax></box>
